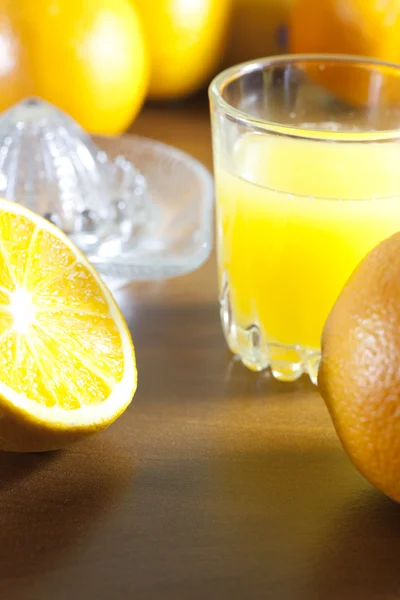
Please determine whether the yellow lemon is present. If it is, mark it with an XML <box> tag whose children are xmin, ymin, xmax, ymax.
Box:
<box><xmin>0</xmin><ymin>0</ymin><xmax>149</xmax><ymax>134</ymax></box>
<box><xmin>0</xmin><ymin>199</ymin><xmax>137</xmax><ymax>452</ymax></box>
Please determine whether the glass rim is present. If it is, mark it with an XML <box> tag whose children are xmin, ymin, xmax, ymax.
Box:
<box><xmin>209</xmin><ymin>53</ymin><xmax>400</xmax><ymax>142</ymax></box>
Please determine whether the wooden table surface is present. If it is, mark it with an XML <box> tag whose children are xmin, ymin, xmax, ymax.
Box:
<box><xmin>1</xmin><ymin>99</ymin><xmax>400</xmax><ymax>600</ymax></box>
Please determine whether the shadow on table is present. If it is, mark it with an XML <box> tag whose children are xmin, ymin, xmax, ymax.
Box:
<box><xmin>313</xmin><ymin>489</ymin><xmax>400</xmax><ymax>600</ymax></box>
<box><xmin>0</xmin><ymin>451</ymin><xmax>58</xmax><ymax>490</ymax></box>
<box><xmin>0</xmin><ymin>436</ymin><xmax>135</xmax><ymax>587</ymax></box>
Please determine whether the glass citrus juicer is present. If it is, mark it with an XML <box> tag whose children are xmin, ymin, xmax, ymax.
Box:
<box><xmin>0</xmin><ymin>97</ymin><xmax>213</xmax><ymax>290</ymax></box>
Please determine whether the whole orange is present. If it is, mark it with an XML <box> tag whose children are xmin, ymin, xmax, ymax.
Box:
<box><xmin>133</xmin><ymin>0</ymin><xmax>231</xmax><ymax>100</ymax></box>
<box><xmin>319</xmin><ymin>232</ymin><xmax>400</xmax><ymax>503</ymax></box>
<box><xmin>290</xmin><ymin>0</ymin><xmax>400</xmax><ymax>62</ymax></box>
<box><xmin>0</xmin><ymin>0</ymin><xmax>149</xmax><ymax>134</ymax></box>
<box><xmin>289</xmin><ymin>0</ymin><xmax>400</xmax><ymax>107</ymax></box>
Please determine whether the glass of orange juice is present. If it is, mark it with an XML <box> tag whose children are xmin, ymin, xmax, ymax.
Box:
<box><xmin>209</xmin><ymin>55</ymin><xmax>400</xmax><ymax>384</ymax></box>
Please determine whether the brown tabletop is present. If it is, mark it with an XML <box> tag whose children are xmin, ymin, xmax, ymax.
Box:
<box><xmin>1</xmin><ymin>100</ymin><xmax>399</xmax><ymax>600</ymax></box>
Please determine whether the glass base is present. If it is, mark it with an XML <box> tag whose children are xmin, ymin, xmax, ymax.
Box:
<box><xmin>219</xmin><ymin>280</ymin><xmax>320</xmax><ymax>385</ymax></box>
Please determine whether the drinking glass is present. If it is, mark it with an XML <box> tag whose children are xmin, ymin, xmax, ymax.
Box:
<box><xmin>209</xmin><ymin>55</ymin><xmax>400</xmax><ymax>384</ymax></box>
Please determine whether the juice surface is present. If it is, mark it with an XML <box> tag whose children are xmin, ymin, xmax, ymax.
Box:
<box><xmin>216</xmin><ymin>132</ymin><xmax>400</xmax><ymax>350</ymax></box>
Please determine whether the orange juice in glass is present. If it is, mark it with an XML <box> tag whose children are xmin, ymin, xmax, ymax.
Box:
<box><xmin>209</xmin><ymin>55</ymin><xmax>400</xmax><ymax>383</ymax></box>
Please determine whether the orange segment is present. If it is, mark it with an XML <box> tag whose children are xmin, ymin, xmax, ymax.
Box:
<box><xmin>0</xmin><ymin>211</ymin><xmax>36</xmax><ymax>284</ymax></box>
<box><xmin>36</xmin><ymin>311</ymin><xmax>124</xmax><ymax>381</ymax></box>
<box><xmin>7</xmin><ymin>333</ymin><xmax>58</xmax><ymax>407</ymax></box>
<box><xmin>34</xmin><ymin>261</ymin><xmax>109</xmax><ymax>313</ymax></box>
<box><xmin>28</xmin><ymin>325</ymin><xmax>112</xmax><ymax>409</ymax></box>
<box><xmin>0</xmin><ymin>198</ymin><xmax>136</xmax><ymax>452</ymax></box>
<box><xmin>25</xmin><ymin>228</ymin><xmax>77</xmax><ymax>291</ymax></box>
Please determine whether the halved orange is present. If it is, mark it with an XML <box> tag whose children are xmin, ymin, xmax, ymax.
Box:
<box><xmin>0</xmin><ymin>198</ymin><xmax>136</xmax><ymax>452</ymax></box>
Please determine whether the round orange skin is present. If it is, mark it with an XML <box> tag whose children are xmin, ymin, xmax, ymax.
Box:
<box><xmin>134</xmin><ymin>0</ymin><xmax>231</xmax><ymax>100</ymax></box>
<box><xmin>290</xmin><ymin>0</ymin><xmax>400</xmax><ymax>59</ymax></box>
<box><xmin>319</xmin><ymin>232</ymin><xmax>400</xmax><ymax>503</ymax></box>
<box><xmin>0</xmin><ymin>0</ymin><xmax>149</xmax><ymax>134</ymax></box>
<box><xmin>289</xmin><ymin>0</ymin><xmax>400</xmax><ymax>106</ymax></box>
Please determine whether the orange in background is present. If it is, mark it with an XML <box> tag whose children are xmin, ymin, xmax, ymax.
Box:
<box><xmin>289</xmin><ymin>0</ymin><xmax>400</xmax><ymax>107</ymax></box>
<box><xmin>0</xmin><ymin>0</ymin><xmax>149</xmax><ymax>134</ymax></box>
<box><xmin>134</xmin><ymin>0</ymin><xmax>231</xmax><ymax>100</ymax></box>
<box><xmin>290</xmin><ymin>0</ymin><xmax>400</xmax><ymax>60</ymax></box>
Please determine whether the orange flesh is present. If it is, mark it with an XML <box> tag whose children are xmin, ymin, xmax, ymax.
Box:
<box><xmin>0</xmin><ymin>211</ymin><xmax>124</xmax><ymax>410</ymax></box>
